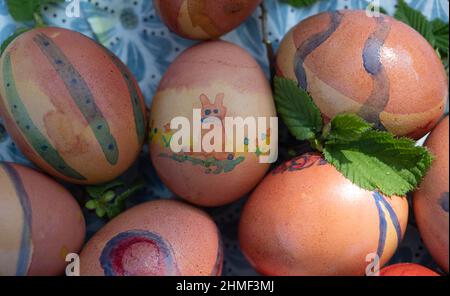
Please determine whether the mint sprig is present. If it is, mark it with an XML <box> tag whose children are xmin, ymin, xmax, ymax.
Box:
<box><xmin>85</xmin><ymin>179</ymin><xmax>145</xmax><ymax>219</ymax></box>
<box><xmin>275</xmin><ymin>77</ymin><xmax>434</xmax><ymax>197</ymax></box>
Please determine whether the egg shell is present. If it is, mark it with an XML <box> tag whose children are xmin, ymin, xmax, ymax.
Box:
<box><xmin>413</xmin><ymin>116</ymin><xmax>449</xmax><ymax>273</ymax></box>
<box><xmin>239</xmin><ymin>153</ymin><xmax>409</xmax><ymax>276</ymax></box>
<box><xmin>276</xmin><ymin>10</ymin><xmax>448</xmax><ymax>139</ymax></box>
<box><xmin>80</xmin><ymin>200</ymin><xmax>223</xmax><ymax>276</ymax></box>
<box><xmin>154</xmin><ymin>0</ymin><xmax>262</xmax><ymax>40</ymax></box>
<box><xmin>0</xmin><ymin>162</ymin><xmax>85</xmax><ymax>276</ymax></box>
<box><xmin>380</xmin><ymin>263</ymin><xmax>440</xmax><ymax>276</ymax></box>
<box><xmin>0</xmin><ymin>27</ymin><xmax>147</xmax><ymax>185</ymax></box>
<box><xmin>149</xmin><ymin>41</ymin><xmax>276</xmax><ymax>207</ymax></box>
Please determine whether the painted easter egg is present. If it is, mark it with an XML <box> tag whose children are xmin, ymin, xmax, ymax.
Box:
<box><xmin>0</xmin><ymin>27</ymin><xmax>147</xmax><ymax>185</ymax></box>
<box><xmin>154</xmin><ymin>0</ymin><xmax>262</xmax><ymax>40</ymax></box>
<box><xmin>0</xmin><ymin>163</ymin><xmax>85</xmax><ymax>276</ymax></box>
<box><xmin>380</xmin><ymin>263</ymin><xmax>440</xmax><ymax>276</ymax></box>
<box><xmin>239</xmin><ymin>153</ymin><xmax>409</xmax><ymax>276</ymax></box>
<box><xmin>413</xmin><ymin>116</ymin><xmax>449</xmax><ymax>273</ymax></box>
<box><xmin>80</xmin><ymin>200</ymin><xmax>223</xmax><ymax>276</ymax></box>
<box><xmin>149</xmin><ymin>41</ymin><xmax>276</xmax><ymax>207</ymax></box>
<box><xmin>276</xmin><ymin>10</ymin><xmax>448</xmax><ymax>139</ymax></box>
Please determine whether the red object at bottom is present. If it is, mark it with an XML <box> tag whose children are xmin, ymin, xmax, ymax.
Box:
<box><xmin>380</xmin><ymin>263</ymin><xmax>440</xmax><ymax>276</ymax></box>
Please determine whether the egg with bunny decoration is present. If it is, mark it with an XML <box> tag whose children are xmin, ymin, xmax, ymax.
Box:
<box><xmin>149</xmin><ymin>41</ymin><xmax>277</xmax><ymax>207</ymax></box>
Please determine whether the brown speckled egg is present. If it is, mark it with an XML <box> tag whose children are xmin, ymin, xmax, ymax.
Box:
<box><xmin>154</xmin><ymin>0</ymin><xmax>262</xmax><ymax>40</ymax></box>
<box><xmin>149</xmin><ymin>41</ymin><xmax>276</xmax><ymax>207</ymax></box>
<box><xmin>0</xmin><ymin>162</ymin><xmax>85</xmax><ymax>276</ymax></box>
<box><xmin>239</xmin><ymin>153</ymin><xmax>409</xmax><ymax>276</ymax></box>
<box><xmin>380</xmin><ymin>263</ymin><xmax>440</xmax><ymax>276</ymax></box>
<box><xmin>276</xmin><ymin>10</ymin><xmax>448</xmax><ymax>139</ymax></box>
<box><xmin>413</xmin><ymin>116</ymin><xmax>449</xmax><ymax>273</ymax></box>
<box><xmin>80</xmin><ymin>200</ymin><xmax>223</xmax><ymax>276</ymax></box>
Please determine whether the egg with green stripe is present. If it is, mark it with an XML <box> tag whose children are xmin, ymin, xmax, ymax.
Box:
<box><xmin>0</xmin><ymin>27</ymin><xmax>147</xmax><ymax>184</ymax></box>
<box><xmin>0</xmin><ymin>162</ymin><xmax>85</xmax><ymax>276</ymax></box>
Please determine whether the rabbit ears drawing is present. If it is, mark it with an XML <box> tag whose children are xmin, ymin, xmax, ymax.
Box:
<box><xmin>199</xmin><ymin>93</ymin><xmax>227</xmax><ymax>119</ymax></box>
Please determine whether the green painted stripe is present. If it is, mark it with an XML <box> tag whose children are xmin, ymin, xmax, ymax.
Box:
<box><xmin>109</xmin><ymin>54</ymin><xmax>146</xmax><ymax>145</ymax></box>
<box><xmin>2</xmin><ymin>54</ymin><xmax>86</xmax><ymax>181</ymax></box>
<box><xmin>33</xmin><ymin>33</ymin><xmax>119</xmax><ymax>165</ymax></box>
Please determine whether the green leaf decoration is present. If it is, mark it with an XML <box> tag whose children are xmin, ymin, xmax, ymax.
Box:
<box><xmin>274</xmin><ymin>76</ymin><xmax>323</xmax><ymax>141</ymax></box>
<box><xmin>325</xmin><ymin>113</ymin><xmax>373</xmax><ymax>141</ymax></box>
<box><xmin>323</xmin><ymin>130</ymin><xmax>434</xmax><ymax>196</ymax></box>
<box><xmin>282</xmin><ymin>0</ymin><xmax>320</xmax><ymax>8</ymax></box>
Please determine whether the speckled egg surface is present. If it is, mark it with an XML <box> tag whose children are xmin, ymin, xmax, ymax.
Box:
<box><xmin>149</xmin><ymin>41</ymin><xmax>276</xmax><ymax>207</ymax></box>
<box><xmin>154</xmin><ymin>0</ymin><xmax>262</xmax><ymax>40</ymax></box>
<box><xmin>0</xmin><ymin>162</ymin><xmax>85</xmax><ymax>276</ymax></box>
<box><xmin>239</xmin><ymin>153</ymin><xmax>409</xmax><ymax>276</ymax></box>
<box><xmin>0</xmin><ymin>27</ymin><xmax>147</xmax><ymax>185</ymax></box>
<box><xmin>413</xmin><ymin>116</ymin><xmax>449</xmax><ymax>273</ymax></box>
<box><xmin>276</xmin><ymin>10</ymin><xmax>448</xmax><ymax>139</ymax></box>
<box><xmin>80</xmin><ymin>200</ymin><xmax>223</xmax><ymax>276</ymax></box>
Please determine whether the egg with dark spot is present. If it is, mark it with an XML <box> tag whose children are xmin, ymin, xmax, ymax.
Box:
<box><xmin>80</xmin><ymin>200</ymin><xmax>223</xmax><ymax>276</ymax></box>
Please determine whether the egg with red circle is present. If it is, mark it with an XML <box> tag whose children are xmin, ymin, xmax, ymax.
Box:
<box><xmin>80</xmin><ymin>200</ymin><xmax>223</xmax><ymax>276</ymax></box>
<box><xmin>239</xmin><ymin>153</ymin><xmax>409</xmax><ymax>276</ymax></box>
<box><xmin>380</xmin><ymin>263</ymin><xmax>440</xmax><ymax>276</ymax></box>
<box><xmin>276</xmin><ymin>10</ymin><xmax>448</xmax><ymax>139</ymax></box>
<box><xmin>413</xmin><ymin>116</ymin><xmax>449</xmax><ymax>273</ymax></box>
<box><xmin>154</xmin><ymin>0</ymin><xmax>262</xmax><ymax>40</ymax></box>
<box><xmin>149</xmin><ymin>41</ymin><xmax>276</xmax><ymax>207</ymax></box>
<box><xmin>0</xmin><ymin>162</ymin><xmax>85</xmax><ymax>276</ymax></box>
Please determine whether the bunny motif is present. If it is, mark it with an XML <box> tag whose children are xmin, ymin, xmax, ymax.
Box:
<box><xmin>198</xmin><ymin>93</ymin><xmax>234</xmax><ymax>161</ymax></box>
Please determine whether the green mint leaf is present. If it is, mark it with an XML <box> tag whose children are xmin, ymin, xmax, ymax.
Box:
<box><xmin>323</xmin><ymin>130</ymin><xmax>434</xmax><ymax>196</ymax></box>
<box><xmin>274</xmin><ymin>76</ymin><xmax>323</xmax><ymax>141</ymax></box>
<box><xmin>431</xmin><ymin>19</ymin><xmax>449</xmax><ymax>53</ymax></box>
<box><xmin>394</xmin><ymin>0</ymin><xmax>435</xmax><ymax>46</ymax></box>
<box><xmin>95</xmin><ymin>207</ymin><xmax>106</xmax><ymax>218</ymax></box>
<box><xmin>0</xmin><ymin>28</ymin><xmax>30</xmax><ymax>57</ymax></box>
<box><xmin>6</xmin><ymin>0</ymin><xmax>40</xmax><ymax>22</ymax></box>
<box><xmin>325</xmin><ymin>113</ymin><xmax>373</xmax><ymax>141</ymax></box>
<box><xmin>281</xmin><ymin>0</ymin><xmax>319</xmax><ymax>8</ymax></box>
<box><xmin>85</xmin><ymin>200</ymin><xmax>97</xmax><ymax>210</ymax></box>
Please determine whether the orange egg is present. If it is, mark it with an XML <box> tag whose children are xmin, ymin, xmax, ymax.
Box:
<box><xmin>276</xmin><ymin>10</ymin><xmax>448</xmax><ymax>139</ymax></box>
<box><xmin>380</xmin><ymin>263</ymin><xmax>440</xmax><ymax>276</ymax></box>
<box><xmin>0</xmin><ymin>162</ymin><xmax>85</xmax><ymax>276</ymax></box>
<box><xmin>80</xmin><ymin>200</ymin><xmax>223</xmax><ymax>276</ymax></box>
<box><xmin>154</xmin><ymin>0</ymin><xmax>262</xmax><ymax>40</ymax></box>
<box><xmin>149</xmin><ymin>41</ymin><xmax>276</xmax><ymax>207</ymax></box>
<box><xmin>413</xmin><ymin>116</ymin><xmax>449</xmax><ymax>273</ymax></box>
<box><xmin>0</xmin><ymin>27</ymin><xmax>147</xmax><ymax>185</ymax></box>
<box><xmin>239</xmin><ymin>153</ymin><xmax>409</xmax><ymax>276</ymax></box>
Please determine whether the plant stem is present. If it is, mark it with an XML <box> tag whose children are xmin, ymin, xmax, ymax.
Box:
<box><xmin>33</xmin><ymin>11</ymin><xmax>46</xmax><ymax>28</ymax></box>
<box><xmin>259</xmin><ymin>2</ymin><xmax>275</xmax><ymax>82</ymax></box>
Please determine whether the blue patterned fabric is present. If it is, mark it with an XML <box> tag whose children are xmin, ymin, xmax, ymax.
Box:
<box><xmin>0</xmin><ymin>0</ymin><xmax>448</xmax><ymax>275</ymax></box>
